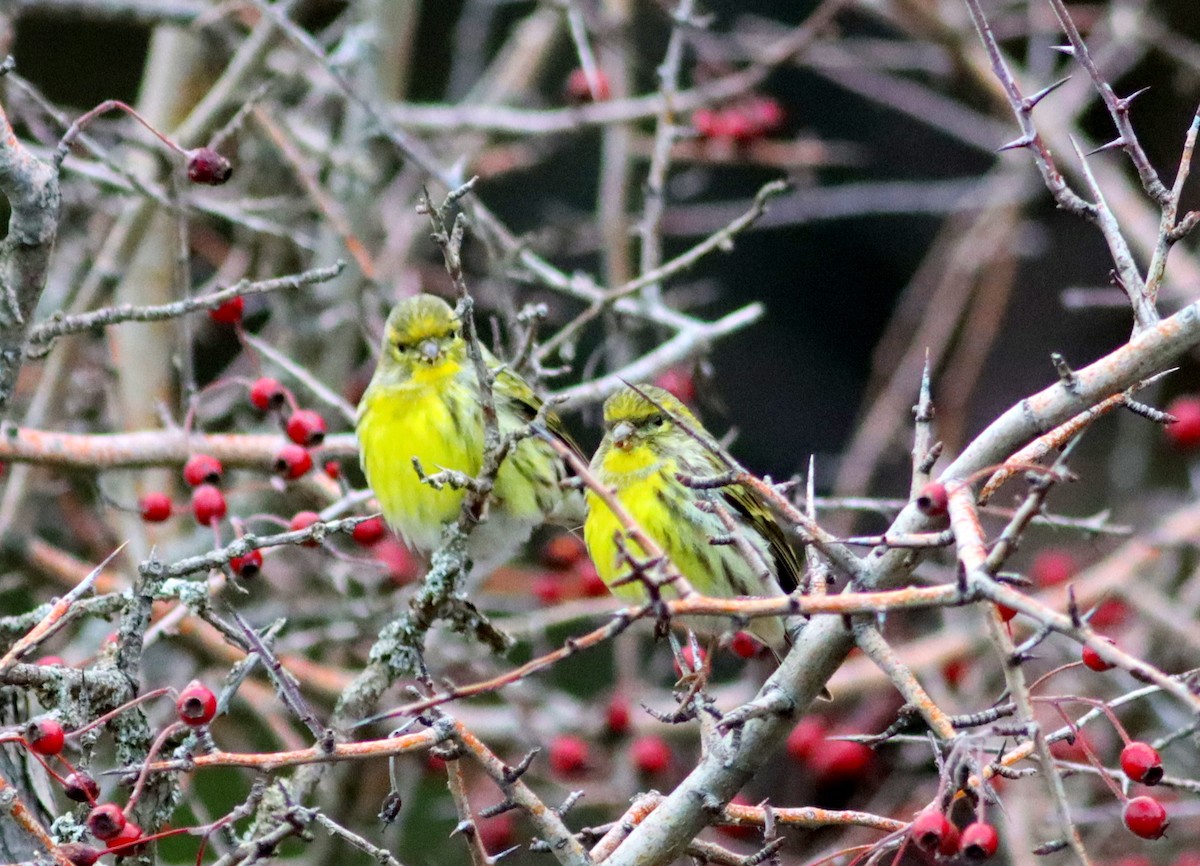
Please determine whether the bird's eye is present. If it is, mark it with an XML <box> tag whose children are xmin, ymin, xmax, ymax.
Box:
<box><xmin>649</xmin><ymin>415</ymin><xmax>665</xmax><ymax>427</ymax></box>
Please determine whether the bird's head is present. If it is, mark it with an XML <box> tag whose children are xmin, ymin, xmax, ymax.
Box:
<box><xmin>377</xmin><ymin>294</ymin><xmax>465</xmax><ymax>379</ymax></box>
<box><xmin>601</xmin><ymin>384</ymin><xmax>698</xmax><ymax>452</ymax></box>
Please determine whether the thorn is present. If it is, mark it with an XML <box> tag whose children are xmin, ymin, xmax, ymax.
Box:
<box><xmin>997</xmin><ymin>134</ymin><xmax>1036</xmax><ymax>152</ymax></box>
<box><xmin>1115</xmin><ymin>86</ymin><xmax>1151</xmax><ymax>112</ymax></box>
<box><xmin>1051</xmin><ymin>353</ymin><xmax>1078</xmax><ymax>392</ymax></box>
<box><xmin>1087</xmin><ymin>137</ymin><xmax>1126</xmax><ymax>156</ymax></box>
<box><xmin>1050</xmin><ymin>44</ymin><xmax>1075</xmax><ymax>56</ymax></box>
<box><xmin>451</xmin><ymin>819</ymin><xmax>476</xmax><ymax>838</ymax></box>
<box><xmin>1024</xmin><ymin>76</ymin><xmax>1071</xmax><ymax>110</ymax></box>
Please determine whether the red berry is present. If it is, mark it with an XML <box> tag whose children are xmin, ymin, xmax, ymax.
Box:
<box><xmin>1049</xmin><ymin>729</ymin><xmax>1095</xmax><ymax>763</ymax></box>
<box><xmin>64</xmin><ymin>771</ymin><xmax>100</xmax><ymax>803</ymax></box>
<box><xmin>1082</xmin><ymin>638</ymin><xmax>1116</xmax><ymax>671</ymax></box>
<box><xmin>209</xmin><ymin>295</ymin><xmax>244</xmax><ymax>325</ymax></box>
<box><xmin>26</xmin><ymin>717</ymin><xmax>65</xmax><ymax>755</ymax></box>
<box><xmin>290</xmin><ymin>510</ymin><xmax>322</xmax><ymax>546</ymax></box>
<box><xmin>745</xmin><ymin>96</ymin><xmax>785</xmax><ymax>134</ymax></box>
<box><xmin>996</xmin><ymin>602</ymin><xmax>1018</xmax><ymax>622</ymax></box>
<box><xmin>177</xmin><ymin>679</ymin><xmax>217</xmax><ymax>726</ymax></box>
<box><xmin>1123</xmin><ymin>795</ymin><xmax>1169</xmax><ymax>839</ymax></box>
<box><xmin>576</xmin><ymin>560</ymin><xmax>608</xmax><ymax>597</ymax></box>
<box><xmin>323</xmin><ymin>460</ymin><xmax>342</xmax><ymax>479</ymax></box>
<box><xmin>273</xmin><ymin>443</ymin><xmax>313</xmax><ymax>479</ymax></box>
<box><xmin>376</xmin><ymin>537</ymin><xmax>420</xmax><ymax>584</ymax></box>
<box><xmin>565</xmin><ymin>68</ymin><xmax>610</xmax><ymax>103</ymax></box>
<box><xmin>183</xmin><ymin>453</ymin><xmax>223</xmax><ymax>487</ymax></box>
<box><xmin>548</xmin><ymin>735</ymin><xmax>589</xmax><ymax>776</ymax></box>
<box><xmin>138</xmin><ymin>491</ymin><xmax>172</xmax><ymax>522</ymax></box>
<box><xmin>1121</xmin><ymin>742</ymin><xmax>1164</xmax><ymax>785</ymax></box>
<box><xmin>605</xmin><ymin>695</ymin><xmax>631</xmax><ymax>736</ymax></box>
<box><xmin>60</xmin><ymin>843</ymin><xmax>100</xmax><ymax>866</ymax></box>
<box><xmin>810</xmin><ymin>738</ymin><xmax>874</xmax><ymax>783</ymax></box>
<box><xmin>186</xmin><ymin>147</ymin><xmax>232</xmax><ymax>185</ymax></box>
<box><xmin>230</xmin><ymin>548</ymin><xmax>263</xmax><ymax>579</ymax></box>
<box><xmin>1031</xmin><ymin>548</ymin><xmax>1076</xmax><ymax>586</ymax></box>
<box><xmin>1090</xmin><ymin>598</ymin><xmax>1129</xmax><ymax>627</ymax></box>
<box><xmin>717</xmin><ymin>794</ymin><xmax>757</xmax><ymax>839</ymax></box>
<box><xmin>673</xmin><ymin>645</ymin><xmax>707</xmax><ymax>676</ymax></box>
<box><xmin>286</xmin><ymin>409</ymin><xmax>326</xmax><ymax>446</ymax></box>
<box><xmin>540</xmin><ymin>533</ymin><xmax>586</xmax><ymax>569</ymax></box>
<box><xmin>105</xmin><ymin>820</ymin><xmax>144</xmax><ymax>854</ymax></box>
<box><xmin>942</xmin><ymin>658</ymin><xmax>969</xmax><ymax>688</ymax></box>
<box><xmin>630</xmin><ymin>735</ymin><xmax>671</xmax><ymax>774</ymax></box>
<box><xmin>477</xmin><ymin>811</ymin><xmax>515</xmax><ymax>854</ymax></box>
<box><xmin>915</xmin><ymin>481</ymin><xmax>948</xmax><ymax>517</ymax></box>
<box><xmin>249</xmin><ymin>377</ymin><xmax>286</xmax><ymax>411</ymax></box>
<box><xmin>653</xmin><ymin>368</ymin><xmax>696</xmax><ymax>404</ymax></box>
<box><xmin>910</xmin><ymin>810</ymin><xmax>954</xmax><ymax>853</ymax></box>
<box><xmin>86</xmin><ymin>803</ymin><xmax>126</xmax><ymax>840</ymax></box>
<box><xmin>785</xmin><ymin>717</ymin><xmax>827</xmax><ymax>763</ymax></box>
<box><xmin>36</xmin><ymin>655</ymin><xmax>64</xmax><ymax>666</ymax></box>
<box><xmin>729</xmin><ymin>631</ymin><xmax>764</xmax><ymax>659</ymax></box>
<box><xmin>1166</xmin><ymin>396</ymin><xmax>1200</xmax><ymax>450</ymax></box>
<box><xmin>693</xmin><ymin>108</ymin><xmax>721</xmax><ymax>138</ymax></box>
<box><xmin>532</xmin><ymin>573</ymin><xmax>564</xmax><ymax>606</ymax></box>
<box><xmin>191</xmin><ymin>484</ymin><xmax>227</xmax><ymax>526</ymax></box>
<box><xmin>352</xmin><ymin>516</ymin><xmax>387</xmax><ymax>547</ymax></box>
<box><xmin>959</xmin><ymin>821</ymin><xmax>1000</xmax><ymax>860</ymax></box>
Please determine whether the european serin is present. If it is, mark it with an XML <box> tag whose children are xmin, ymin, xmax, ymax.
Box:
<box><xmin>357</xmin><ymin>294</ymin><xmax>583</xmax><ymax>576</ymax></box>
<box><xmin>584</xmin><ymin>384</ymin><xmax>800</xmax><ymax>652</ymax></box>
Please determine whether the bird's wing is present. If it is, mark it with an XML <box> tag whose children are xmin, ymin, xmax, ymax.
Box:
<box><xmin>490</xmin><ymin>362</ymin><xmax>586</xmax><ymax>461</ymax></box>
<box><xmin>720</xmin><ymin>481</ymin><xmax>804</xmax><ymax>595</ymax></box>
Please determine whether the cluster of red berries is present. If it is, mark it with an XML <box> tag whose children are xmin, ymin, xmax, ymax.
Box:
<box><xmin>539</xmin><ymin>694</ymin><xmax>673</xmax><ymax>779</ymax></box>
<box><xmin>785</xmin><ymin>716</ymin><xmax>875</xmax><ymax>784</ymax></box>
<box><xmin>531</xmin><ymin>532</ymin><xmax>606</xmax><ymax>605</ymax></box>
<box><xmin>910</xmin><ymin>810</ymin><xmax>1000</xmax><ymax>860</ymax></box>
<box><xmin>692</xmin><ymin>95</ymin><xmax>785</xmax><ymax>143</ymax></box>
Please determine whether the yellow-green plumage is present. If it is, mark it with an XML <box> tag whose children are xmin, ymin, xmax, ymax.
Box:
<box><xmin>584</xmin><ymin>385</ymin><xmax>800</xmax><ymax>652</ymax></box>
<box><xmin>357</xmin><ymin>295</ymin><xmax>583</xmax><ymax>576</ymax></box>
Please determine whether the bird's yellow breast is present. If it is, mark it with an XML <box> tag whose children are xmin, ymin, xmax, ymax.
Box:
<box><xmin>357</xmin><ymin>360</ymin><xmax>482</xmax><ymax>550</ymax></box>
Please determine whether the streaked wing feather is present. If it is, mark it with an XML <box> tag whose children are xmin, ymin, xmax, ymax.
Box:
<box><xmin>722</xmin><ymin>483</ymin><xmax>803</xmax><ymax>594</ymax></box>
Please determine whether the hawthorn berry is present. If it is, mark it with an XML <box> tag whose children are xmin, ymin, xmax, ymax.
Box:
<box><xmin>230</xmin><ymin>549</ymin><xmax>263</xmax><ymax>579</ymax></box>
<box><xmin>1121</xmin><ymin>742</ymin><xmax>1164</xmax><ymax>785</ymax></box>
<box><xmin>915</xmin><ymin>481</ymin><xmax>949</xmax><ymax>517</ymax></box>
<box><xmin>323</xmin><ymin>460</ymin><xmax>342</xmax><ymax>480</ymax></box>
<box><xmin>605</xmin><ymin>695</ymin><xmax>631</xmax><ymax>736</ymax></box>
<box><xmin>673</xmin><ymin>645</ymin><xmax>707</xmax><ymax>677</ymax></box>
<box><xmin>565</xmin><ymin>68</ymin><xmax>610</xmax><ymax>102</ymax></box>
<box><xmin>1031</xmin><ymin>548</ymin><xmax>1076</xmax><ymax>586</ymax></box>
<box><xmin>59</xmin><ymin>844</ymin><xmax>100</xmax><ymax>866</ymax></box>
<box><xmin>249</xmin><ymin>377</ymin><xmax>286</xmax><ymax>411</ymax></box>
<box><xmin>548</xmin><ymin>735</ymin><xmax>589</xmax><ymax>776</ymax></box>
<box><xmin>576</xmin><ymin>560</ymin><xmax>607</xmax><ymax>597</ymax></box>
<box><xmin>289</xmin><ymin>511</ymin><xmax>322</xmax><ymax>546</ymax></box>
<box><xmin>375</xmin><ymin>537</ymin><xmax>420</xmax><ymax>584</ymax></box>
<box><xmin>1082</xmin><ymin>638</ymin><xmax>1117</xmax><ymax>672</ymax></box>
<box><xmin>186</xmin><ymin>147</ymin><xmax>232</xmax><ymax>185</ymax></box>
<box><xmin>285</xmin><ymin>409</ymin><xmax>326</xmax><ymax>446</ymax></box>
<box><xmin>105</xmin><ymin>820</ymin><xmax>145</xmax><ymax>854</ymax></box>
<box><xmin>138</xmin><ymin>491</ymin><xmax>172</xmax><ymax>522</ymax></box>
<box><xmin>86</xmin><ymin>803</ymin><xmax>126</xmax><ymax>840</ymax></box>
<box><xmin>532</xmin><ymin>573</ymin><xmax>564</xmax><ymax>606</ymax></box>
<box><xmin>717</xmin><ymin>794</ymin><xmax>757</xmax><ymax>840</ymax></box>
<box><xmin>653</xmin><ymin>368</ymin><xmax>696</xmax><ymax>404</ymax></box>
<box><xmin>352</xmin><ymin>516</ymin><xmax>387</xmax><ymax>547</ymax></box>
<box><xmin>785</xmin><ymin>717</ymin><xmax>827</xmax><ymax>763</ymax></box>
<box><xmin>630</xmin><ymin>735</ymin><xmax>671</xmax><ymax>774</ymax></box>
<box><xmin>209</xmin><ymin>296</ymin><xmax>244</xmax><ymax>325</ymax></box>
<box><xmin>191</xmin><ymin>484</ymin><xmax>227</xmax><ymax>525</ymax></box>
<box><xmin>477</xmin><ymin>811</ymin><xmax>515</xmax><ymax>854</ymax></box>
<box><xmin>273</xmin><ymin>443</ymin><xmax>313</xmax><ymax>479</ymax></box>
<box><xmin>744</xmin><ymin>95</ymin><xmax>785</xmax><ymax>134</ymax></box>
<box><xmin>729</xmin><ymin>631</ymin><xmax>763</xmax><ymax>660</ymax></box>
<box><xmin>176</xmin><ymin>680</ymin><xmax>218</xmax><ymax>726</ymax></box>
<box><xmin>64</xmin><ymin>771</ymin><xmax>100</xmax><ymax>803</ymax></box>
<box><xmin>996</xmin><ymin>602</ymin><xmax>1018</xmax><ymax>622</ymax></box>
<box><xmin>1123</xmin><ymin>795</ymin><xmax>1169</xmax><ymax>839</ymax></box>
<box><xmin>36</xmin><ymin>655</ymin><xmax>63</xmax><ymax>666</ymax></box>
<box><xmin>183</xmin><ymin>453</ymin><xmax>223</xmax><ymax>487</ymax></box>
<box><xmin>1165</xmin><ymin>396</ymin><xmax>1200</xmax><ymax>450</ymax></box>
<box><xmin>26</xmin><ymin>717</ymin><xmax>65</xmax><ymax>755</ymax></box>
<box><xmin>959</xmin><ymin>821</ymin><xmax>1000</xmax><ymax>860</ymax></box>
<box><xmin>910</xmin><ymin>810</ymin><xmax>954</xmax><ymax>853</ymax></box>
<box><xmin>540</xmin><ymin>533</ymin><xmax>586</xmax><ymax>569</ymax></box>
<box><xmin>810</xmin><ymin>738</ymin><xmax>874</xmax><ymax>783</ymax></box>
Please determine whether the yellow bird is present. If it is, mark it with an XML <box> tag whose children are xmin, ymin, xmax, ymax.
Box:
<box><xmin>357</xmin><ymin>294</ymin><xmax>583</xmax><ymax>577</ymax></box>
<box><xmin>584</xmin><ymin>384</ymin><xmax>801</xmax><ymax>653</ymax></box>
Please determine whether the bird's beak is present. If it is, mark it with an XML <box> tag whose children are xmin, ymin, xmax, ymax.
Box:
<box><xmin>418</xmin><ymin>339</ymin><xmax>440</xmax><ymax>363</ymax></box>
<box><xmin>611</xmin><ymin>421</ymin><xmax>634</xmax><ymax>448</ymax></box>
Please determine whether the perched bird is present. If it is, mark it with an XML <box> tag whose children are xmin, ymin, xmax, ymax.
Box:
<box><xmin>584</xmin><ymin>384</ymin><xmax>801</xmax><ymax>653</ymax></box>
<box><xmin>357</xmin><ymin>294</ymin><xmax>583</xmax><ymax>577</ymax></box>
